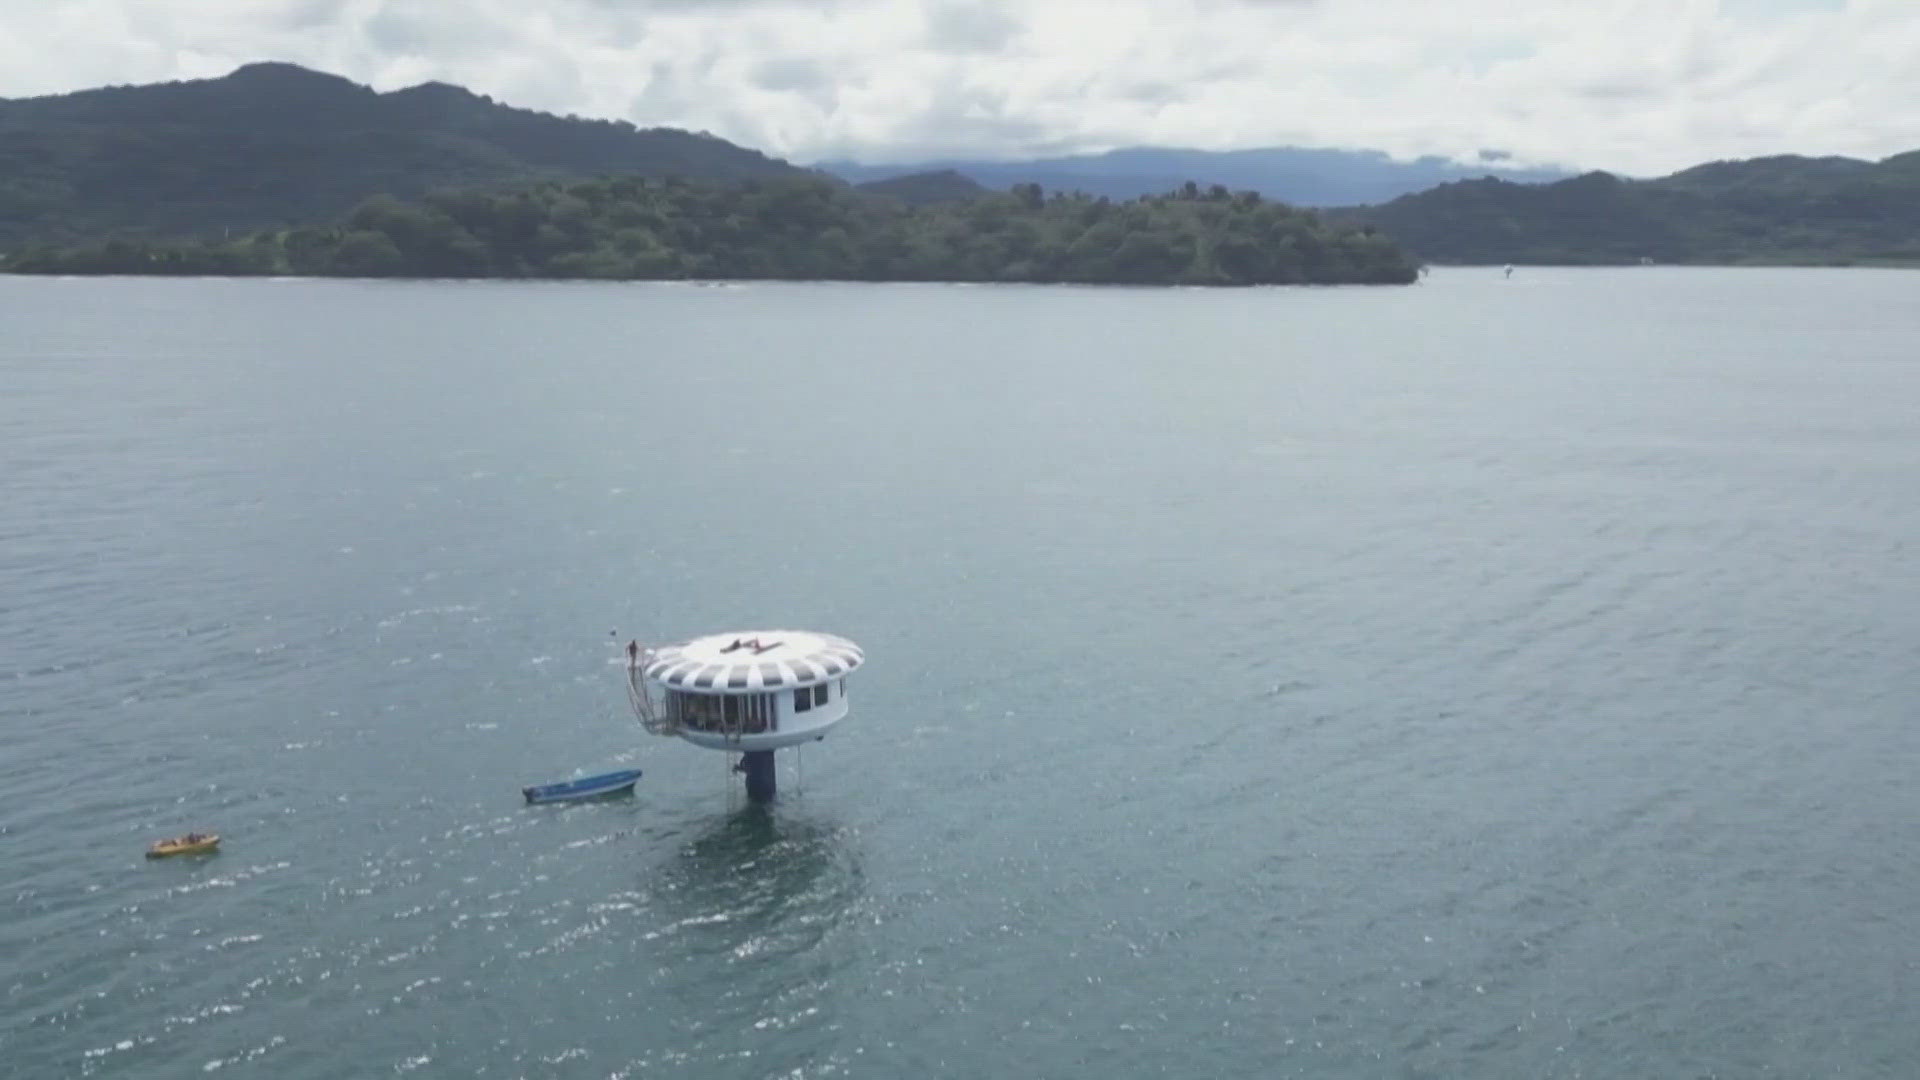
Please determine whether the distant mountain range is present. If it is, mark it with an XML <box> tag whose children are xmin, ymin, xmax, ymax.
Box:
<box><xmin>4</xmin><ymin>63</ymin><xmax>1917</xmax><ymax>267</ymax></box>
<box><xmin>820</xmin><ymin>147</ymin><xmax>1572</xmax><ymax>207</ymax></box>
<box><xmin>0</xmin><ymin>62</ymin><xmax>801</xmax><ymax>245</ymax></box>
<box><xmin>1332</xmin><ymin>153</ymin><xmax>1920</xmax><ymax>265</ymax></box>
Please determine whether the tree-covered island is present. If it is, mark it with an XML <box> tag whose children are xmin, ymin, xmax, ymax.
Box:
<box><xmin>0</xmin><ymin>175</ymin><xmax>1420</xmax><ymax>285</ymax></box>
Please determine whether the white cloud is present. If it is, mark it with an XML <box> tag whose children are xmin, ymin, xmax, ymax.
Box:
<box><xmin>0</xmin><ymin>0</ymin><xmax>1913</xmax><ymax>175</ymax></box>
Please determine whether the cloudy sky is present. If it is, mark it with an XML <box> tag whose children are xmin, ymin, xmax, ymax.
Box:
<box><xmin>0</xmin><ymin>0</ymin><xmax>1913</xmax><ymax>175</ymax></box>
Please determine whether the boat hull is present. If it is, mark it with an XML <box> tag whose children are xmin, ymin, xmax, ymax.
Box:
<box><xmin>522</xmin><ymin>769</ymin><xmax>643</xmax><ymax>804</ymax></box>
<box><xmin>147</xmin><ymin>835</ymin><xmax>220</xmax><ymax>858</ymax></box>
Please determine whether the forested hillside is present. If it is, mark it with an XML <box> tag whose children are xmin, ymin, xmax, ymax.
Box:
<box><xmin>3</xmin><ymin>176</ymin><xmax>1419</xmax><ymax>285</ymax></box>
<box><xmin>1335</xmin><ymin>153</ymin><xmax>1920</xmax><ymax>265</ymax></box>
<box><xmin>0</xmin><ymin>62</ymin><xmax>802</xmax><ymax>246</ymax></box>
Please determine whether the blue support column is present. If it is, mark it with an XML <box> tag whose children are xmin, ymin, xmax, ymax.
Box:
<box><xmin>741</xmin><ymin>750</ymin><xmax>776</xmax><ymax>803</ymax></box>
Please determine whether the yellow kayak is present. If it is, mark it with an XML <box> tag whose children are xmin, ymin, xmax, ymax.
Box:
<box><xmin>147</xmin><ymin>833</ymin><xmax>220</xmax><ymax>858</ymax></box>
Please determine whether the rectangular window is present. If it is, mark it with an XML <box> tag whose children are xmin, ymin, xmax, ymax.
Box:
<box><xmin>793</xmin><ymin>687</ymin><xmax>811</xmax><ymax>713</ymax></box>
<box><xmin>813</xmin><ymin>683</ymin><xmax>829</xmax><ymax>707</ymax></box>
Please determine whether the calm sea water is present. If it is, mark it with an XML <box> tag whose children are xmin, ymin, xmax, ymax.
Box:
<box><xmin>3</xmin><ymin>269</ymin><xmax>1917</xmax><ymax>1078</ymax></box>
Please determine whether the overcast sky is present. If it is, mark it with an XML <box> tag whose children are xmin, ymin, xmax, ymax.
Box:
<box><xmin>0</xmin><ymin>0</ymin><xmax>1913</xmax><ymax>175</ymax></box>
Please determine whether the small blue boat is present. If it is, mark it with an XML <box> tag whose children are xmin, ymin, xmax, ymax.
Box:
<box><xmin>522</xmin><ymin>769</ymin><xmax>643</xmax><ymax>804</ymax></box>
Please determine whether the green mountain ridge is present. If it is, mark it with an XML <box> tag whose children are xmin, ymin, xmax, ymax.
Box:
<box><xmin>0</xmin><ymin>61</ymin><xmax>803</xmax><ymax>246</ymax></box>
<box><xmin>5</xmin><ymin>63</ymin><xmax>1916</xmax><ymax>269</ymax></box>
<box><xmin>852</xmin><ymin>170</ymin><xmax>990</xmax><ymax>206</ymax></box>
<box><xmin>1334</xmin><ymin>153</ymin><xmax>1920</xmax><ymax>265</ymax></box>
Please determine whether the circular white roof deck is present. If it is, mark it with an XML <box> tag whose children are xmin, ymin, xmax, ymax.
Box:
<box><xmin>644</xmin><ymin>630</ymin><xmax>863</xmax><ymax>694</ymax></box>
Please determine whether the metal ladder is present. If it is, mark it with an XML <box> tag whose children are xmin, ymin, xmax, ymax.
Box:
<box><xmin>626</xmin><ymin>650</ymin><xmax>678</xmax><ymax>736</ymax></box>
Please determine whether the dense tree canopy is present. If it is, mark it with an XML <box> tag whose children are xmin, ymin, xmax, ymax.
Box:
<box><xmin>2</xmin><ymin>175</ymin><xmax>1420</xmax><ymax>285</ymax></box>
